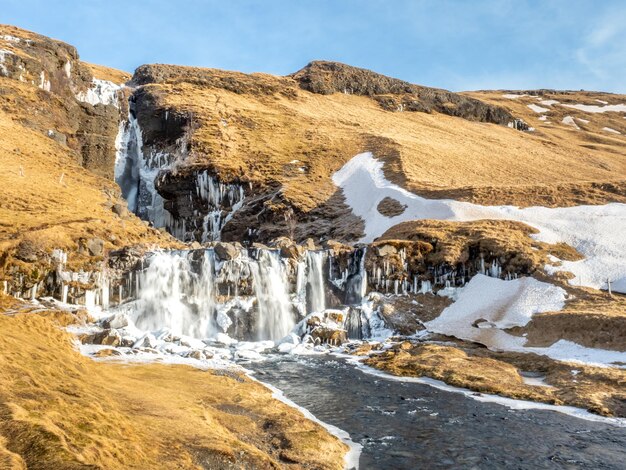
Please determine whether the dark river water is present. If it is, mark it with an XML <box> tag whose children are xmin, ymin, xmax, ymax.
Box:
<box><xmin>248</xmin><ymin>355</ymin><xmax>626</xmax><ymax>470</ymax></box>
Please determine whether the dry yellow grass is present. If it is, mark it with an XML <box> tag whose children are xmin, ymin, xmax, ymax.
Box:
<box><xmin>0</xmin><ymin>305</ymin><xmax>347</xmax><ymax>469</ymax></box>
<box><xmin>0</xmin><ymin>75</ymin><xmax>181</xmax><ymax>279</ymax></box>
<box><xmin>82</xmin><ymin>62</ymin><xmax>130</xmax><ymax>84</ymax></box>
<box><xmin>137</xmin><ymin>71</ymin><xmax>626</xmax><ymax>214</ymax></box>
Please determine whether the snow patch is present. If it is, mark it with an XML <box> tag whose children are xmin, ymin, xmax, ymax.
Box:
<box><xmin>539</xmin><ymin>99</ymin><xmax>559</xmax><ymax>106</ymax></box>
<box><xmin>333</xmin><ymin>152</ymin><xmax>626</xmax><ymax>293</ymax></box>
<box><xmin>562</xmin><ymin>103</ymin><xmax>626</xmax><ymax>114</ymax></box>
<box><xmin>561</xmin><ymin>116</ymin><xmax>580</xmax><ymax>129</ymax></box>
<box><xmin>425</xmin><ymin>275</ymin><xmax>626</xmax><ymax>367</ymax></box>
<box><xmin>602</xmin><ymin>127</ymin><xmax>621</xmax><ymax>135</ymax></box>
<box><xmin>527</xmin><ymin>104</ymin><xmax>549</xmax><ymax>113</ymax></box>
<box><xmin>0</xmin><ymin>49</ymin><xmax>13</xmax><ymax>76</ymax></box>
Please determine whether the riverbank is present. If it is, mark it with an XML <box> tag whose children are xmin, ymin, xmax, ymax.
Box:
<box><xmin>0</xmin><ymin>299</ymin><xmax>348</xmax><ymax>469</ymax></box>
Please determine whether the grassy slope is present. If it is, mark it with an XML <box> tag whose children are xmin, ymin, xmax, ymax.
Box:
<box><xmin>0</xmin><ymin>303</ymin><xmax>347</xmax><ymax>469</ymax></box>
<box><xmin>0</xmin><ymin>76</ymin><xmax>181</xmax><ymax>279</ymax></box>
<box><xmin>140</xmin><ymin>72</ymin><xmax>626</xmax><ymax>215</ymax></box>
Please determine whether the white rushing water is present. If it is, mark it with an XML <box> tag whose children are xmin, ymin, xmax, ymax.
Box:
<box><xmin>112</xmin><ymin>249</ymin><xmax>309</xmax><ymax>342</ymax></box>
<box><xmin>306</xmin><ymin>251</ymin><xmax>326</xmax><ymax>313</ymax></box>
<box><xmin>250</xmin><ymin>250</ymin><xmax>295</xmax><ymax>340</ymax></box>
<box><xmin>128</xmin><ymin>251</ymin><xmax>219</xmax><ymax>338</ymax></box>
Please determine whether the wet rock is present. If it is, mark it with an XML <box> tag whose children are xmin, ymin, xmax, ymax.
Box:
<box><xmin>310</xmin><ymin>327</ymin><xmax>347</xmax><ymax>346</ymax></box>
<box><xmin>93</xmin><ymin>348</ymin><xmax>123</xmax><ymax>357</ymax></box>
<box><xmin>214</xmin><ymin>242</ymin><xmax>240</xmax><ymax>261</ymax></box>
<box><xmin>86</xmin><ymin>329</ymin><xmax>121</xmax><ymax>347</ymax></box>
<box><xmin>86</xmin><ymin>238</ymin><xmax>104</xmax><ymax>257</ymax></box>
<box><xmin>101</xmin><ymin>313</ymin><xmax>128</xmax><ymax>330</ymax></box>
<box><xmin>108</xmin><ymin>246</ymin><xmax>145</xmax><ymax>271</ymax></box>
<box><xmin>323</xmin><ymin>239</ymin><xmax>353</xmax><ymax>255</ymax></box>
<box><xmin>280</xmin><ymin>244</ymin><xmax>304</xmax><ymax>260</ymax></box>
<box><xmin>381</xmin><ymin>303</ymin><xmax>395</xmax><ymax>316</ymax></box>
<box><xmin>271</xmin><ymin>237</ymin><xmax>295</xmax><ymax>249</ymax></box>
<box><xmin>120</xmin><ymin>335</ymin><xmax>136</xmax><ymax>347</ymax></box>
<box><xmin>187</xmin><ymin>350</ymin><xmax>204</xmax><ymax>360</ymax></box>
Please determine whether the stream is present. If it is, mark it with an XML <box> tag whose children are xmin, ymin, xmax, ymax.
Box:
<box><xmin>249</xmin><ymin>355</ymin><xmax>626</xmax><ymax>469</ymax></box>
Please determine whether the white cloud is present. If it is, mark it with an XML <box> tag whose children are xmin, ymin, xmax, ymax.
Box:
<box><xmin>575</xmin><ymin>8</ymin><xmax>626</xmax><ymax>84</ymax></box>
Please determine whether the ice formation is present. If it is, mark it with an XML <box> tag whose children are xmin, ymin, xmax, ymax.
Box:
<box><xmin>76</xmin><ymin>78</ymin><xmax>122</xmax><ymax>107</ymax></box>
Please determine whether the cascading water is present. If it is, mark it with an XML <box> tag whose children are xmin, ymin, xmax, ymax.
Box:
<box><xmin>250</xmin><ymin>250</ymin><xmax>296</xmax><ymax>340</ymax></box>
<box><xmin>114</xmin><ymin>113</ymin><xmax>169</xmax><ymax>226</ymax></box>
<box><xmin>114</xmin><ymin>107</ymin><xmax>246</xmax><ymax>242</ymax></box>
<box><xmin>113</xmin><ymin>248</ymin><xmax>299</xmax><ymax>342</ymax></box>
<box><xmin>345</xmin><ymin>247</ymin><xmax>368</xmax><ymax>304</ymax></box>
<box><xmin>306</xmin><ymin>251</ymin><xmax>326</xmax><ymax>313</ymax></box>
<box><xmin>126</xmin><ymin>251</ymin><xmax>219</xmax><ymax>339</ymax></box>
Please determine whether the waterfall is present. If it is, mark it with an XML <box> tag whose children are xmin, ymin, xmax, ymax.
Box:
<box><xmin>114</xmin><ymin>113</ymin><xmax>168</xmax><ymax>225</ymax></box>
<box><xmin>129</xmin><ymin>251</ymin><xmax>218</xmax><ymax>339</ymax></box>
<box><xmin>306</xmin><ymin>251</ymin><xmax>326</xmax><ymax>313</ymax></box>
<box><xmin>345</xmin><ymin>247</ymin><xmax>368</xmax><ymax>304</ymax></box>
<box><xmin>250</xmin><ymin>250</ymin><xmax>295</xmax><ymax>341</ymax></box>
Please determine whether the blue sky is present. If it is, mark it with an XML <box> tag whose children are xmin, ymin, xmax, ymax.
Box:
<box><xmin>3</xmin><ymin>0</ymin><xmax>626</xmax><ymax>93</ymax></box>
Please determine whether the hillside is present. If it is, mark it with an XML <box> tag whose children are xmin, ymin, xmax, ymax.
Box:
<box><xmin>1</xmin><ymin>23</ymin><xmax>626</xmax><ymax>468</ymax></box>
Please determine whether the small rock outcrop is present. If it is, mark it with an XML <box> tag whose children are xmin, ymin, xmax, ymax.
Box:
<box><xmin>291</xmin><ymin>61</ymin><xmax>514</xmax><ymax>124</ymax></box>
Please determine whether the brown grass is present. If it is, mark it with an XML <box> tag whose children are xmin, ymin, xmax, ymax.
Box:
<box><xmin>365</xmin><ymin>342</ymin><xmax>626</xmax><ymax>417</ymax></box>
<box><xmin>137</xmin><ymin>73</ymin><xmax>626</xmax><ymax>215</ymax></box>
<box><xmin>0</xmin><ymin>76</ymin><xmax>181</xmax><ymax>282</ymax></box>
<box><xmin>0</xmin><ymin>305</ymin><xmax>347</xmax><ymax>469</ymax></box>
<box><xmin>82</xmin><ymin>62</ymin><xmax>131</xmax><ymax>84</ymax></box>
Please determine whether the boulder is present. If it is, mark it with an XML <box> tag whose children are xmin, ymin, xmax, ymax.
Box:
<box><xmin>86</xmin><ymin>238</ymin><xmax>105</xmax><ymax>257</ymax></box>
<box><xmin>310</xmin><ymin>326</ymin><xmax>347</xmax><ymax>345</ymax></box>
<box><xmin>323</xmin><ymin>239</ymin><xmax>352</xmax><ymax>254</ymax></box>
<box><xmin>187</xmin><ymin>350</ymin><xmax>204</xmax><ymax>360</ymax></box>
<box><xmin>133</xmin><ymin>334</ymin><xmax>157</xmax><ymax>349</ymax></box>
<box><xmin>112</xmin><ymin>203</ymin><xmax>128</xmax><ymax>218</ymax></box>
<box><xmin>270</xmin><ymin>237</ymin><xmax>294</xmax><ymax>249</ymax></box>
<box><xmin>280</xmin><ymin>244</ymin><xmax>304</xmax><ymax>260</ymax></box>
<box><xmin>376</xmin><ymin>244</ymin><xmax>398</xmax><ymax>257</ymax></box>
<box><xmin>214</xmin><ymin>242</ymin><xmax>240</xmax><ymax>261</ymax></box>
<box><xmin>87</xmin><ymin>329</ymin><xmax>121</xmax><ymax>347</ymax></box>
<box><xmin>101</xmin><ymin>313</ymin><xmax>128</xmax><ymax>330</ymax></box>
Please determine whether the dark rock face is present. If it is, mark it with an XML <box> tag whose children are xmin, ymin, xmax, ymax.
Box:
<box><xmin>291</xmin><ymin>61</ymin><xmax>513</xmax><ymax>124</ymax></box>
<box><xmin>0</xmin><ymin>27</ymin><xmax>124</xmax><ymax>178</ymax></box>
<box><xmin>132</xmin><ymin>87</ymin><xmax>189</xmax><ymax>148</ymax></box>
<box><xmin>76</xmin><ymin>101</ymin><xmax>122</xmax><ymax>178</ymax></box>
<box><xmin>132</xmin><ymin>64</ymin><xmax>295</xmax><ymax>97</ymax></box>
